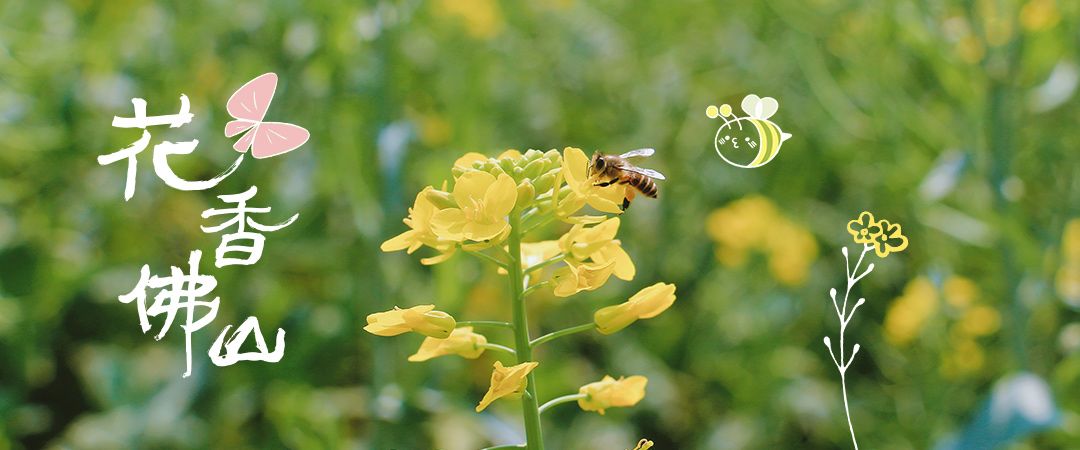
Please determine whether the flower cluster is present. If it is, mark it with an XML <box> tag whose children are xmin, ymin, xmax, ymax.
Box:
<box><xmin>1057</xmin><ymin>218</ymin><xmax>1080</xmax><ymax>308</ymax></box>
<box><xmin>706</xmin><ymin>196</ymin><xmax>818</xmax><ymax>286</ymax></box>
<box><xmin>368</xmin><ymin>148</ymin><xmax>676</xmax><ymax>449</ymax></box>
<box><xmin>846</xmin><ymin>211</ymin><xmax>909</xmax><ymax>258</ymax></box>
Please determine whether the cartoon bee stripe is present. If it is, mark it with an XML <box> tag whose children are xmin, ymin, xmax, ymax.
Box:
<box><xmin>749</xmin><ymin>119</ymin><xmax>780</xmax><ymax>167</ymax></box>
<box><xmin>707</xmin><ymin>94</ymin><xmax>792</xmax><ymax>169</ymax></box>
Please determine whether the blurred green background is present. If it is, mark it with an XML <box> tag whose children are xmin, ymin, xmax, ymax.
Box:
<box><xmin>2</xmin><ymin>0</ymin><xmax>1079</xmax><ymax>448</ymax></box>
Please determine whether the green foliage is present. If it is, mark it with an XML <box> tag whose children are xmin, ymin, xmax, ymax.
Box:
<box><xmin>1</xmin><ymin>0</ymin><xmax>1078</xmax><ymax>448</ymax></box>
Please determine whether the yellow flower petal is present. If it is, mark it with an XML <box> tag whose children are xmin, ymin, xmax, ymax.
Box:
<box><xmin>454</xmin><ymin>152</ymin><xmax>488</xmax><ymax>169</ymax></box>
<box><xmin>553</xmin><ymin>260</ymin><xmax>617</xmax><ymax>297</ymax></box>
<box><xmin>485</xmin><ymin>174</ymin><xmax>518</xmax><ymax>218</ymax></box>
<box><xmin>431</xmin><ymin>208</ymin><xmax>467</xmax><ymax>241</ymax></box>
<box><xmin>594</xmin><ymin>282</ymin><xmax>676</xmax><ymax>334</ymax></box>
<box><xmin>408</xmin><ymin>326</ymin><xmax>487</xmax><ymax>362</ymax></box>
<box><xmin>577</xmin><ymin>375</ymin><xmax>647</xmax><ymax>415</ymax></box>
<box><xmin>453</xmin><ymin>171</ymin><xmax>497</xmax><ymax>209</ymax></box>
<box><xmin>364</xmin><ymin>305</ymin><xmax>456</xmax><ymax>338</ymax></box>
<box><xmin>476</xmin><ymin>361</ymin><xmax>538</xmax><ymax>412</ymax></box>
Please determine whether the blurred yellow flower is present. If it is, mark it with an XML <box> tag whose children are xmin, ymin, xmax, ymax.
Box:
<box><xmin>706</xmin><ymin>196</ymin><xmax>818</xmax><ymax>286</ymax></box>
<box><xmin>883</xmin><ymin>277</ymin><xmax>939</xmax><ymax>346</ymax></box>
<box><xmin>476</xmin><ymin>361</ymin><xmax>539</xmax><ymax>412</ymax></box>
<box><xmin>957</xmin><ymin>305</ymin><xmax>1001</xmax><ymax>337</ymax></box>
<box><xmin>381</xmin><ymin>187</ymin><xmax>458</xmax><ymax>265</ymax></box>
<box><xmin>847</xmin><ymin>211</ymin><xmax>883</xmax><ymax>244</ymax></box>
<box><xmin>1057</xmin><ymin>219</ymin><xmax>1080</xmax><ymax>306</ymax></box>
<box><xmin>1063</xmin><ymin>219</ymin><xmax>1080</xmax><ymax>260</ymax></box>
<box><xmin>631</xmin><ymin>439</ymin><xmax>654</xmax><ymax>450</ymax></box>
<box><xmin>1020</xmin><ymin>0</ymin><xmax>1061</xmax><ymax>31</ymax></box>
<box><xmin>942</xmin><ymin>335</ymin><xmax>985</xmax><ymax>379</ymax></box>
<box><xmin>559</xmin><ymin>218</ymin><xmax>635</xmax><ymax>280</ymax></box>
<box><xmin>432</xmin><ymin>171</ymin><xmax>517</xmax><ymax>243</ymax></box>
<box><xmin>559</xmin><ymin>147</ymin><xmax>626</xmax><ymax>216</ymax></box>
<box><xmin>765</xmin><ymin>219</ymin><xmax>819</xmax><ymax>286</ymax></box>
<box><xmin>364</xmin><ymin>305</ymin><xmax>456</xmax><ymax>338</ymax></box>
<box><xmin>408</xmin><ymin>326</ymin><xmax>487</xmax><ymax>362</ymax></box>
<box><xmin>943</xmin><ymin>276</ymin><xmax>979</xmax><ymax>308</ymax></box>
<box><xmin>435</xmin><ymin>0</ymin><xmax>505</xmax><ymax>39</ymax></box>
<box><xmin>577</xmin><ymin>375</ymin><xmax>647</xmax><ymax>415</ymax></box>
<box><xmin>594</xmin><ymin>282</ymin><xmax>677</xmax><ymax>334</ymax></box>
<box><xmin>552</xmin><ymin>260</ymin><xmax>617</xmax><ymax>297</ymax></box>
<box><xmin>869</xmin><ymin>219</ymin><xmax>909</xmax><ymax>258</ymax></box>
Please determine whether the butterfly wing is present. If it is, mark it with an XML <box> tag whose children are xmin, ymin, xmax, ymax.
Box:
<box><xmin>232</xmin><ymin>126</ymin><xmax>258</xmax><ymax>153</ymax></box>
<box><xmin>225</xmin><ymin>119</ymin><xmax>256</xmax><ymax>137</ymax></box>
<box><xmin>619</xmin><ymin>148</ymin><xmax>655</xmax><ymax>159</ymax></box>
<box><xmin>250</xmin><ymin>122</ymin><xmax>310</xmax><ymax>159</ymax></box>
<box><xmin>226</xmin><ymin>73</ymin><xmax>278</xmax><ymax>122</ymax></box>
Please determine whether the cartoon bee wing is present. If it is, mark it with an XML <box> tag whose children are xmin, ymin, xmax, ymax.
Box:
<box><xmin>619</xmin><ymin>164</ymin><xmax>666</xmax><ymax>180</ymax></box>
<box><xmin>741</xmin><ymin>94</ymin><xmax>779</xmax><ymax>120</ymax></box>
<box><xmin>619</xmin><ymin>148</ymin><xmax>655</xmax><ymax>159</ymax></box>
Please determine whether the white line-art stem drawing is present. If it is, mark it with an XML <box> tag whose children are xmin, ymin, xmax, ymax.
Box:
<box><xmin>706</xmin><ymin>94</ymin><xmax>792</xmax><ymax>168</ymax></box>
<box><xmin>824</xmin><ymin>211</ymin><xmax>910</xmax><ymax>450</ymax></box>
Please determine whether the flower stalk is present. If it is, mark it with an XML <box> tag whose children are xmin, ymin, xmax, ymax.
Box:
<box><xmin>505</xmin><ymin>207</ymin><xmax>546</xmax><ymax>450</ymax></box>
<box><xmin>530</xmin><ymin>323</ymin><xmax>596</xmax><ymax>349</ymax></box>
<box><xmin>824</xmin><ymin>211</ymin><xmax>909</xmax><ymax>450</ymax></box>
<box><xmin>538</xmin><ymin>393</ymin><xmax>587</xmax><ymax>414</ymax></box>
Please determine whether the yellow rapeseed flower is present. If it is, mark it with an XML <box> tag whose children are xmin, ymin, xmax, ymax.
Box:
<box><xmin>558</xmin><ymin>217</ymin><xmax>635</xmax><ymax>280</ymax></box>
<box><xmin>1057</xmin><ymin>219</ymin><xmax>1080</xmax><ymax>306</ymax></box>
<box><xmin>594</xmin><ymin>282</ymin><xmax>677</xmax><ymax>334</ymax></box>
<box><xmin>631</xmin><ymin>439</ymin><xmax>654</xmax><ymax>450</ymax></box>
<box><xmin>431</xmin><ymin>171</ymin><xmax>517</xmax><ymax>243</ymax></box>
<box><xmin>364</xmin><ymin>305</ymin><xmax>456</xmax><ymax>339</ymax></box>
<box><xmin>883</xmin><ymin>277</ymin><xmax>938</xmax><ymax>346</ymax></box>
<box><xmin>381</xmin><ymin>187</ymin><xmax>458</xmax><ymax>265</ymax></box>
<box><xmin>552</xmin><ymin>260</ymin><xmax>617</xmax><ymax>297</ymax></box>
<box><xmin>408</xmin><ymin>326</ymin><xmax>487</xmax><ymax>362</ymax></box>
<box><xmin>476</xmin><ymin>361</ymin><xmax>539</xmax><ymax>412</ymax></box>
<box><xmin>706</xmin><ymin>196</ymin><xmax>818</xmax><ymax>286</ymax></box>
<box><xmin>957</xmin><ymin>305</ymin><xmax>1001</xmax><ymax>337</ymax></box>
<box><xmin>577</xmin><ymin>375</ymin><xmax>648</xmax><ymax>415</ymax></box>
<box><xmin>558</xmin><ymin>147</ymin><xmax>626</xmax><ymax>216</ymax></box>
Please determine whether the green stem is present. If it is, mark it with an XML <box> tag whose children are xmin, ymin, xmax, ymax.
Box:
<box><xmin>507</xmin><ymin>207</ymin><xmax>545</xmax><ymax>450</ymax></box>
<box><xmin>457</xmin><ymin>320</ymin><xmax>515</xmax><ymax>331</ymax></box>
<box><xmin>538</xmin><ymin>393</ymin><xmax>586</xmax><ymax>415</ymax></box>
<box><xmin>480</xmin><ymin>343</ymin><xmax>517</xmax><ymax>356</ymax></box>
<box><xmin>522</xmin><ymin>281</ymin><xmax>552</xmax><ymax>298</ymax></box>
<box><xmin>524</xmin><ymin>254</ymin><xmax>566</xmax><ymax>275</ymax></box>
<box><xmin>469</xmin><ymin>250</ymin><xmax>509</xmax><ymax>268</ymax></box>
<box><xmin>530</xmin><ymin>323</ymin><xmax>596</xmax><ymax>349</ymax></box>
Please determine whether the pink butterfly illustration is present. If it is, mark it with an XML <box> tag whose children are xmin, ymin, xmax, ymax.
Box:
<box><xmin>224</xmin><ymin>73</ymin><xmax>310</xmax><ymax>159</ymax></box>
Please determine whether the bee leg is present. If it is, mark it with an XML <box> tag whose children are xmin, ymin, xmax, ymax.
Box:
<box><xmin>594</xmin><ymin>179</ymin><xmax>618</xmax><ymax>187</ymax></box>
<box><xmin>619</xmin><ymin>189</ymin><xmax>636</xmax><ymax>211</ymax></box>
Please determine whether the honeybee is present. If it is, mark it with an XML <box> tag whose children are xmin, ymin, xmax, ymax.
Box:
<box><xmin>588</xmin><ymin>148</ymin><xmax>667</xmax><ymax>210</ymax></box>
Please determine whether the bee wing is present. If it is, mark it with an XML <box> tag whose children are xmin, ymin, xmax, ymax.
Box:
<box><xmin>741</xmin><ymin>94</ymin><xmax>761</xmax><ymax>117</ymax></box>
<box><xmin>619</xmin><ymin>148</ymin><xmax>655</xmax><ymax>159</ymax></box>
<box><xmin>618</xmin><ymin>163</ymin><xmax>666</xmax><ymax>180</ymax></box>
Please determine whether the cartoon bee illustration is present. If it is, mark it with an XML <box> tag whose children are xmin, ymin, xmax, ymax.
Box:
<box><xmin>706</xmin><ymin>94</ymin><xmax>792</xmax><ymax>168</ymax></box>
<box><xmin>588</xmin><ymin>148</ymin><xmax>666</xmax><ymax>211</ymax></box>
